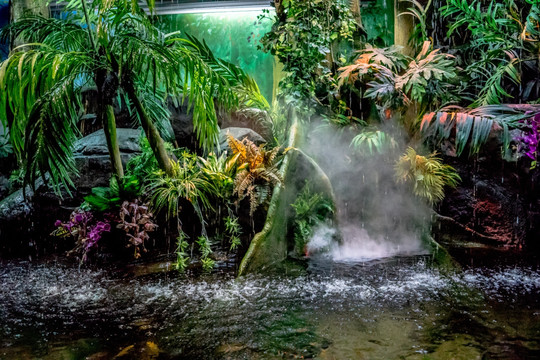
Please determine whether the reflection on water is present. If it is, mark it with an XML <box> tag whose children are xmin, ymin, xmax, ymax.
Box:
<box><xmin>1</xmin><ymin>254</ymin><xmax>539</xmax><ymax>359</ymax></box>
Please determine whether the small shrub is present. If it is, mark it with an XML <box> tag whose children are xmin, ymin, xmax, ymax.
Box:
<box><xmin>291</xmin><ymin>182</ymin><xmax>334</xmax><ymax>256</ymax></box>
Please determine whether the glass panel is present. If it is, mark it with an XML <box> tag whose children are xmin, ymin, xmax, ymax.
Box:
<box><xmin>158</xmin><ymin>10</ymin><xmax>275</xmax><ymax>101</ymax></box>
<box><xmin>0</xmin><ymin>0</ymin><xmax>9</xmax><ymax>60</ymax></box>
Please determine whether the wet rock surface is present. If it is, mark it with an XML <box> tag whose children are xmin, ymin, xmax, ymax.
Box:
<box><xmin>433</xmin><ymin>149</ymin><xmax>535</xmax><ymax>249</ymax></box>
<box><xmin>72</xmin><ymin>128</ymin><xmax>141</xmax><ymax>191</ymax></box>
<box><xmin>218</xmin><ymin>127</ymin><xmax>266</xmax><ymax>153</ymax></box>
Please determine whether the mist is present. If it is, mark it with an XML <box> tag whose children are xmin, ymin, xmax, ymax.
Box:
<box><xmin>303</xmin><ymin>118</ymin><xmax>431</xmax><ymax>261</ymax></box>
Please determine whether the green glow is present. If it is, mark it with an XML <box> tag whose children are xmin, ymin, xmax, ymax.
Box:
<box><xmin>158</xmin><ymin>11</ymin><xmax>275</xmax><ymax>101</ymax></box>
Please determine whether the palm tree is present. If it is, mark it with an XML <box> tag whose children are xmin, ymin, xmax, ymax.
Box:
<box><xmin>0</xmin><ymin>0</ymin><xmax>265</xmax><ymax>194</ymax></box>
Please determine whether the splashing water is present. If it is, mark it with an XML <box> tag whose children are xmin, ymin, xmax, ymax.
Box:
<box><xmin>307</xmin><ymin>224</ymin><xmax>428</xmax><ymax>261</ymax></box>
<box><xmin>1</xmin><ymin>255</ymin><xmax>539</xmax><ymax>359</ymax></box>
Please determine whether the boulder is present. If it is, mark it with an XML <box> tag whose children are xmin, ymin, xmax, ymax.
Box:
<box><xmin>219</xmin><ymin>108</ymin><xmax>273</xmax><ymax>141</ymax></box>
<box><xmin>73</xmin><ymin>128</ymin><xmax>141</xmax><ymax>155</ymax></box>
<box><xmin>73</xmin><ymin>128</ymin><xmax>141</xmax><ymax>191</ymax></box>
<box><xmin>433</xmin><ymin>156</ymin><xmax>530</xmax><ymax>248</ymax></box>
<box><xmin>169</xmin><ymin>97</ymin><xmax>197</xmax><ymax>150</ymax></box>
<box><xmin>218</xmin><ymin>127</ymin><xmax>266</xmax><ymax>154</ymax></box>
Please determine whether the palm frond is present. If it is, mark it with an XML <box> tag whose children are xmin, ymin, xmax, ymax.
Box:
<box><xmin>182</xmin><ymin>34</ymin><xmax>270</xmax><ymax>110</ymax></box>
<box><xmin>0</xmin><ymin>15</ymin><xmax>89</xmax><ymax>52</ymax></box>
<box><xmin>421</xmin><ymin>104</ymin><xmax>536</xmax><ymax>156</ymax></box>
<box><xmin>0</xmin><ymin>45</ymin><xmax>94</xmax><ymax>194</ymax></box>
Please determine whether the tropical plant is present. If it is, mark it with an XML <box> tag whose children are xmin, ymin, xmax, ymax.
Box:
<box><xmin>395</xmin><ymin>147</ymin><xmax>460</xmax><ymax>203</ymax></box>
<box><xmin>291</xmin><ymin>181</ymin><xmax>334</xmax><ymax>256</ymax></box>
<box><xmin>338</xmin><ymin>41</ymin><xmax>458</xmax><ymax>120</ymax></box>
<box><xmin>440</xmin><ymin>0</ymin><xmax>540</xmax><ymax>105</ymax></box>
<box><xmin>0</xmin><ymin>0</ymin><xmax>261</xmax><ymax>194</ymax></box>
<box><xmin>196</xmin><ymin>235</ymin><xmax>215</xmax><ymax>272</ymax></box>
<box><xmin>420</xmin><ymin>104</ymin><xmax>537</xmax><ymax>157</ymax></box>
<box><xmin>350</xmin><ymin>129</ymin><xmax>397</xmax><ymax>155</ymax></box>
<box><xmin>116</xmin><ymin>200</ymin><xmax>157</xmax><ymax>259</ymax></box>
<box><xmin>52</xmin><ymin>210</ymin><xmax>112</xmax><ymax>263</ymax></box>
<box><xmin>174</xmin><ymin>230</ymin><xmax>190</xmax><ymax>272</ymax></box>
<box><xmin>147</xmin><ymin>152</ymin><xmax>215</xmax><ymax>221</ymax></box>
<box><xmin>258</xmin><ymin>0</ymin><xmax>359</xmax><ymax>113</ymax></box>
<box><xmin>224</xmin><ymin>214</ymin><xmax>242</xmax><ymax>251</ymax></box>
<box><xmin>125</xmin><ymin>137</ymin><xmax>177</xmax><ymax>184</ymax></box>
<box><xmin>198</xmin><ymin>152</ymin><xmax>237</xmax><ymax>200</ymax></box>
<box><xmin>227</xmin><ymin>134</ymin><xmax>282</xmax><ymax>216</ymax></box>
<box><xmin>83</xmin><ymin>176</ymin><xmax>141</xmax><ymax>212</ymax></box>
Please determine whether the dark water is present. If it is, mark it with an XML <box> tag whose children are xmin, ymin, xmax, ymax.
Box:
<box><xmin>1</xmin><ymin>254</ymin><xmax>539</xmax><ymax>359</ymax></box>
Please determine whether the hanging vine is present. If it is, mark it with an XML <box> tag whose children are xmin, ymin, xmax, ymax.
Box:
<box><xmin>258</xmin><ymin>0</ymin><xmax>362</xmax><ymax>114</ymax></box>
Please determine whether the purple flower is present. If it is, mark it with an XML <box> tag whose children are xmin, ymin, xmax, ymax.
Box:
<box><xmin>74</xmin><ymin>214</ymin><xmax>84</xmax><ymax>223</ymax></box>
<box><xmin>54</xmin><ymin>220</ymin><xmax>62</xmax><ymax>227</ymax></box>
<box><xmin>515</xmin><ymin>113</ymin><xmax>540</xmax><ymax>161</ymax></box>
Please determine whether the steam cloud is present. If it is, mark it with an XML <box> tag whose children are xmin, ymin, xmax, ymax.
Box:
<box><xmin>304</xmin><ymin>119</ymin><xmax>431</xmax><ymax>261</ymax></box>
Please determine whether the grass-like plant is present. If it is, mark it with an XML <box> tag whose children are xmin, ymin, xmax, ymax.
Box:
<box><xmin>395</xmin><ymin>147</ymin><xmax>460</xmax><ymax>204</ymax></box>
<box><xmin>147</xmin><ymin>153</ymin><xmax>214</xmax><ymax>220</ymax></box>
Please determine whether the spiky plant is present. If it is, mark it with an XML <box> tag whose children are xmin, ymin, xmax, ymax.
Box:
<box><xmin>147</xmin><ymin>153</ymin><xmax>215</xmax><ymax>220</ymax></box>
<box><xmin>198</xmin><ymin>152</ymin><xmax>237</xmax><ymax>200</ymax></box>
<box><xmin>227</xmin><ymin>134</ymin><xmax>282</xmax><ymax>216</ymax></box>
<box><xmin>395</xmin><ymin>147</ymin><xmax>460</xmax><ymax>204</ymax></box>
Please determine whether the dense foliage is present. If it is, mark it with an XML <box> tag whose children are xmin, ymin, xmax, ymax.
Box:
<box><xmin>258</xmin><ymin>0</ymin><xmax>359</xmax><ymax>113</ymax></box>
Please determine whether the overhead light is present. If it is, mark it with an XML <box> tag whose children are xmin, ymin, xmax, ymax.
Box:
<box><xmin>50</xmin><ymin>1</ymin><xmax>272</xmax><ymax>15</ymax></box>
<box><xmin>152</xmin><ymin>1</ymin><xmax>273</xmax><ymax>15</ymax></box>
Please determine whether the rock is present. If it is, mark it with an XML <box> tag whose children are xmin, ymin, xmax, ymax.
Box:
<box><xmin>0</xmin><ymin>175</ymin><xmax>9</xmax><ymax>200</ymax></box>
<box><xmin>0</xmin><ymin>188</ymin><xmax>33</xmax><ymax>224</ymax></box>
<box><xmin>219</xmin><ymin>108</ymin><xmax>273</xmax><ymax>141</ymax></box>
<box><xmin>218</xmin><ymin>127</ymin><xmax>266</xmax><ymax>154</ymax></box>
<box><xmin>73</xmin><ymin>128</ymin><xmax>141</xmax><ymax>155</ymax></box>
<box><xmin>169</xmin><ymin>97</ymin><xmax>197</xmax><ymax>149</ymax></box>
<box><xmin>433</xmin><ymin>157</ymin><xmax>529</xmax><ymax>248</ymax></box>
<box><xmin>73</xmin><ymin>128</ymin><xmax>141</xmax><ymax>191</ymax></box>
<box><xmin>0</xmin><ymin>129</ymin><xmax>143</xmax><ymax>257</ymax></box>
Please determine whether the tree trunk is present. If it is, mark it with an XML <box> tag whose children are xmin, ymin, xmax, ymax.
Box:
<box><xmin>101</xmin><ymin>104</ymin><xmax>124</xmax><ymax>181</ymax></box>
<box><xmin>9</xmin><ymin>0</ymin><xmax>49</xmax><ymax>49</ymax></box>
<box><xmin>123</xmin><ymin>79</ymin><xmax>174</xmax><ymax>176</ymax></box>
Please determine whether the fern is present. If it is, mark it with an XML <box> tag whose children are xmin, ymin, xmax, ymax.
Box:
<box><xmin>227</xmin><ymin>134</ymin><xmax>282</xmax><ymax>216</ymax></box>
<box><xmin>291</xmin><ymin>181</ymin><xmax>334</xmax><ymax>256</ymax></box>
